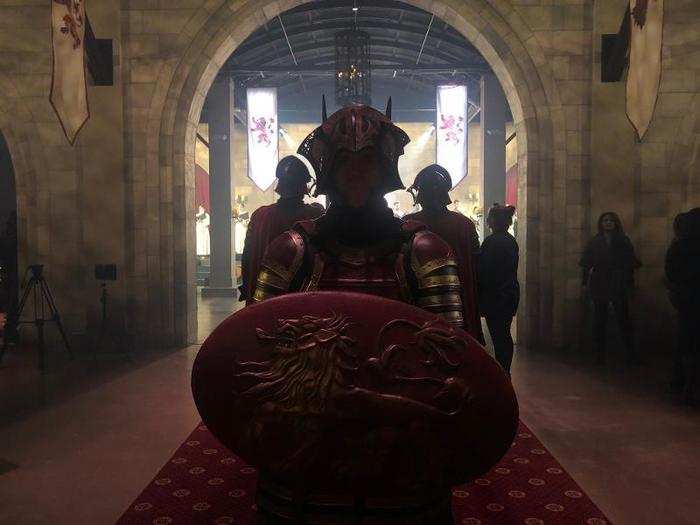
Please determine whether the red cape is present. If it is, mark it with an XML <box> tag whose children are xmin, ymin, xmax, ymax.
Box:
<box><xmin>241</xmin><ymin>201</ymin><xmax>324</xmax><ymax>304</ymax></box>
<box><xmin>405</xmin><ymin>210</ymin><xmax>484</xmax><ymax>343</ymax></box>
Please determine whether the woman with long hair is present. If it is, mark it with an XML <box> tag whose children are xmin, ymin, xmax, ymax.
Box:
<box><xmin>580</xmin><ymin>212</ymin><xmax>641</xmax><ymax>365</ymax></box>
<box><xmin>478</xmin><ymin>204</ymin><xmax>519</xmax><ymax>373</ymax></box>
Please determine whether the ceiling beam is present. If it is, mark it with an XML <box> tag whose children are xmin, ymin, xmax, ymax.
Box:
<box><xmin>415</xmin><ymin>14</ymin><xmax>435</xmax><ymax>65</ymax></box>
<box><xmin>232</xmin><ymin>42</ymin><xmax>486</xmax><ymax>72</ymax></box>
<box><xmin>226</xmin><ymin>63</ymin><xmax>490</xmax><ymax>73</ymax></box>
<box><xmin>277</xmin><ymin>14</ymin><xmax>306</xmax><ymax>93</ymax></box>
<box><xmin>232</xmin><ymin>19</ymin><xmax>477</xmax><ymax>58</ymax></box>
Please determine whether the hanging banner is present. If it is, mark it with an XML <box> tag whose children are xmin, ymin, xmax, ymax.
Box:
<box><xmin>436</xmin><ymin>85</ymin><xmax>468</xmax><ymax>188</ymax></box>
<box><xmin>50</xmin><ymin>0</ymin><xmax>89</xmax><ymax>145</ymax></box>
<box><xmin>247</xmin><ymin>88</ymin><xmax>279</xmax><ymax>191</ymax></box>
<box><xmin>627</xmin><ymin>0</ymin><xmax>664</xmax><ymax>141</ymax></box>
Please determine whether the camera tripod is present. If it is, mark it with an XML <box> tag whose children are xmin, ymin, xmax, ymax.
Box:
<box><xmin>0</xmin><ymin>265</ymin><xmax>71</xmax><ymax>370</ymax></box>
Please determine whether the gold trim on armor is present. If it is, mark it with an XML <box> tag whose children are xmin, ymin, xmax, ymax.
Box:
<box><xmin>439</xmin><ymin>310</ymin><xmax>465</xmax><ymax>322</ymax></box>
<box><xmin>252</xmin><ymin>288</ymin><xmax>276</xmax><ymax>303</ymax></box>
<box><xmin>259</xmin><ymin>230</ymin><xmax>305</xmax><ymax>283</ymax></box>
<box><xmin>418</xmin><ymin>274</ymin><xmax>461</xmax><ymax>289</ymax></box>
<box><xmin>411</xmin><ymin>254</ymin><xmax>459</xmax><ymax>279</ymax></box>
<box><xmin>303</xmin><ymin>254</ymin><xmax>325</xmax><ymax>292</ymax></box>
<box><xmin>260</xmin><ymin>260</ymin><xmax>295</xmax><ymax>284</ymax></box>
<box><xmin>417</xmin><ymin>293</ymin><xmax>463</xmax><ymax>308</ymax></box>
<box><xmin>256</xmin><ymin>269</ymin><xmax>288</xmax><ymax>290</ymax></box>
<box><xmin>438</xmin><ymin>310</ymin><xmax>465</xmax><ymax>327</ymax></box>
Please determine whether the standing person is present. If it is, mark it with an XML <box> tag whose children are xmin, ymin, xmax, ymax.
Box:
<box><xmin>478</xmin><ymin>204</ymin><xmax>519</xmax><ymax>373</ymax></box>
<box><xmin>253</xmin><ymin>102</ymin><xmax>468</xmax><ymax>329</ymax></box>
<box><xmin>239</xmin><ymin>155</ymin><xmax>324</xmax><ymax>305</ymax></box>
<box><xmin>405</xmin><ymin>164</ymin><xmax>484</xmax><ymax>343</ymax></box>
<box><xmin>665</xmin><ymin>208</ymin><xmax>700</xmax><ymax>405</ymax></box>
<box><xmin>580</xmin><ymin>212</ymin><xmax>642</xmax><ymax>365</ymax></box>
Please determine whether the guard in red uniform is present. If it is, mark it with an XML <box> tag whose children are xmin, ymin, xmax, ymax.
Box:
<box><xmin>239</xmin><ymin>155</ymin><xmax>324</xmax><ymax>305</ymax></box>
<box><xmin>252</xmin><ymin>100</ymin><xmax>466</xmax><ymax>328</ymax></box>
<box><xmin>405</xmin><ymin>164</ymin><xmax>484</xmax><ymax>342</ymax></box>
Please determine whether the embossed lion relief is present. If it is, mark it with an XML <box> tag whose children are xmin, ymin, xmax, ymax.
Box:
<box><xmin>234</xmin><ymin>313</ymin><xmax>471</xmax><ymax>420</ymax></box>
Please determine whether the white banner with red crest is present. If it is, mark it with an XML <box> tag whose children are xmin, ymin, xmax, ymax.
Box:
<box><xmin>247</xmin><ymin>88</ymin><xmax>279</xmax><ymax>191</ymax></box>
<box><xmin>436</xmin><ymin>85</ymin><xmax>468</xmax><ymax>188</ymax></box>
<box><xmin>50</xmin><ymin>0</ymin><xmax>89</xmax><ymax>145</ymax></box>
<box><xmin>627</xmin><ymin>0</ymin><xmax>664</xmax><ymax>141</ymax></box>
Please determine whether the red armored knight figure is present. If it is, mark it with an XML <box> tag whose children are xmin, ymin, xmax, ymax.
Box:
<box><xmin>194</xmin><ymin>100</ymin><xmax>518</xmax><ymax>525</ymax></box>
<box><xmin>253</xmin><ymin>99</ymin><xmax>467</xmax><ymax>328</ymax></box>
<box><xmin>239</xmin><ymin>155</ymin><xmax>324</xmax><ymax>304</ymax></box>
<box><xmin>405</xmin><ymin>164</ymin><xmax>484</xmax><ymax>342</ymax></box>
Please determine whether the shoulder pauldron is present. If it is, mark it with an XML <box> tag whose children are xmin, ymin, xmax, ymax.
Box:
<box><xmin>252</xmin><ymin>230</ymin><xmax>306</xmax><ymax>303</ymax></box>
<box><xmin>410</xmin><ymin>230</ymin><xmax>464</xmax><ymax>328</ymax></box>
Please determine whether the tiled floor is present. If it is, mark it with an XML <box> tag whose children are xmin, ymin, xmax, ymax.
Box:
<box><xmin>0</xmin><ymin>294</ymin><xmax>698</xmax><ymax>525</ymax></box>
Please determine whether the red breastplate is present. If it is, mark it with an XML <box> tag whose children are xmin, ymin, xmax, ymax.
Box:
<box><xmin>306</xmin><ymin>240</ymin><xmax>410</xmax><ymax>302</ymax></box>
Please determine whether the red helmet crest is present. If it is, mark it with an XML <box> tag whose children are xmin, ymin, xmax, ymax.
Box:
<box><xmin>297</xmin><ymin>101</ymin><xmax>410</xmax><ymax>197</ymax></box>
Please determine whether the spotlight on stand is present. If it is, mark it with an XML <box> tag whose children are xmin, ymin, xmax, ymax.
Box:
<box><xmin>94</xmin><ymin>264</ymin><xmax>122</xmax><ymax>354</ymax></box>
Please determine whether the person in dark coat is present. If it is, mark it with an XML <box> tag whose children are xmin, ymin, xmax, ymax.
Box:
<box><xmin>239</xmin><ymin>156</ymin><xmax>324</xmax><ymax>305</ymax></box>
<box><xmin>580</xmin><ymin>212</ymin><xmax>641</xmax><ymax>365</ymax></box>
<box><xmin>478</xmin><ymin>204</ymin><xmax>519</xmax><ymax>373</ymax></box>
<box><xmin>405</xmin><ymin>164</ymin><xmax>484</xmax><ymax>343</ymax></box>
<box><xmin>665</xmin><ymin>208</ymin><xmax>700</xmax><ymax>404</ymax></box>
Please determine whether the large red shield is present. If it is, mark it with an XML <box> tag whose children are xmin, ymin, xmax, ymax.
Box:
<box><xmin>192</xmin><ymin>292</ymin><xmax>518</xmax><ymax>502</ymax></box>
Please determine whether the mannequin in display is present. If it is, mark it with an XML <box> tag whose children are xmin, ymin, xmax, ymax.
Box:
<box><xmin>195</xmin><ymin>204</ymin><xmax>210</xmax><ymax>256</ymax></box>
<box><xmin>406</xmin><ymin>164</ymin><xmax>484</xmax><ymax>343</ymax></box>
<box><xmin>239</xmin><ymin>156</ymin><xmax>325</xmax><ymax>305</ymax></box>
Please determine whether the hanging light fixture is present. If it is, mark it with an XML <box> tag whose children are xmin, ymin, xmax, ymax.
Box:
<box><xmin>334</xmin><ymin>26</ymin><xmax>371</xmax><ymax>107</ymax></box>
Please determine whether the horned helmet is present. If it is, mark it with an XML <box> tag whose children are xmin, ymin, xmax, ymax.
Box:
<box><xmin>297</xmin><ymin>97</ymin><xmax>410</xmax><ymax>201</ymax></box>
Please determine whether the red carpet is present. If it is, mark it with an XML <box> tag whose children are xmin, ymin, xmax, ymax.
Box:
<box><xmin>117</xmin><ymin>422</ymin><xmax>609</xmax><ymax>524</ymax></box>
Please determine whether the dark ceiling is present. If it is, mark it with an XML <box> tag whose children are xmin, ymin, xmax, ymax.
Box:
<box><xmin>213</xmin><ymin>0</ymin><xmax>494</xmax><ymax>121</ymax></box>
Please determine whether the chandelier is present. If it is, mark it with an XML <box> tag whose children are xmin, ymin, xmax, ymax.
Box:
<box><xmin>334</xmin><ymin>29</ymin><xmax>372</xmax><ymax>107</ymax></box>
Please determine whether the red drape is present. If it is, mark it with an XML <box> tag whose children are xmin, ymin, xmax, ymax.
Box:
<box><xmin>195</xmin><ymin>164</ymin><xmax>210</xmax><ymax>213</ymax></box>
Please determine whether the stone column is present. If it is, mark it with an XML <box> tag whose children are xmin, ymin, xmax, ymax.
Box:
<box><xmin>202</xmin><ymin>75</ymin><xmax>236</xmax><ymax>298</ymax></box>
<box><xmin>480</xmin><ymin>74</ymin><xmax>508</xmax><ymax>238</ymax></box>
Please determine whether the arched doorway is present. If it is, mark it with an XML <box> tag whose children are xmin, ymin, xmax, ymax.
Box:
<box><xmin>136</xmin><ymin>0</ymin><xmax>564</xmax><ymax>349</ymax></box>
<box><xmin>195</xmin><ymin>2</ymin><xmax>503</xmax><ymax>306</ymax></box>
<box><xmin>0</xmin><ymin>131</ymin><xmax>18</xmax><ymax>338</ymax></box>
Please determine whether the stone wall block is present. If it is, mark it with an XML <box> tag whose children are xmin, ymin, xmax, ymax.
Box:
<box><xmin>640</xmin><ymin>142</ymin><xmax>667</xmax><ymax>168</ymax></box>
<box><xmin>130</xmin><ymin>58</ymin><xmax>163</xmax><ymax>83</ymax></box>
<box><xmin>656</xmin><ymin>92</ymin><xmax>696</xmax><ymax>118</ymax></box>
<box><xmin>640</xmin><ymin>192</ymin><xmax>670</xmax><ymax>218</ymax></box>
<box><xmin>640</xmin><ymin>165</ymin><xmax>667</xmax><ymax>193</ymax></box>
<box><xmin>548</xmin><ymin>30</ymin><xmax>589</xmax><ymax>56</ymax></box>
<box><xmin>558</xmin><ymin>80</ymin><xmax>590</xmax><ymax>105</ymax></box>
<box><xmin>142</xmin><ymin>9</ymin><xmax>194</xmax><ymax>35</ymax></box>
<box><xmin>518</xmin><ymin>6</ymin><xmax>553</xmax><ymax>31</ymax></box>
<box><xmin>130</xmin><ymin>157</ymin><xmax>146</xmax><ymax>183</ymax></box>
<box><xmin>126</xmin><ymin>35</ymin><xmax>160</xmax><ymax>57</ymax></box>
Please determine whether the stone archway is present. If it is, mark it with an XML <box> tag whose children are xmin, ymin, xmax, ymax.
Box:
<box><xmin>0</xmin><ymin>73</ymin><xmax>44</xmax><ymax>274</ymax></box>
<box><xmin>137</xmin><ymin>0</ymin><xmax>568</xmax><ymax>349</ymax></box>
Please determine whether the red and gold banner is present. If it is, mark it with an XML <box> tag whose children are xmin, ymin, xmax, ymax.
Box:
<box><xmin>627</xmin><ymin>0</ymin><xmax>664</xmax><ymax>141</ymax></box>
<box><xmin>247</xmin><ymin>88</ymin><xmax>279</xmax><ymax>191</ymax></box>
<box><xmin>436</xmin><ymin>85</ymin><xmax>468</xmax><ymax>188</ymax></box>
<box><xmin>50</xmin><ymin>0</ymin><xmax>89</xmax><ymax>145</ymax></box>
